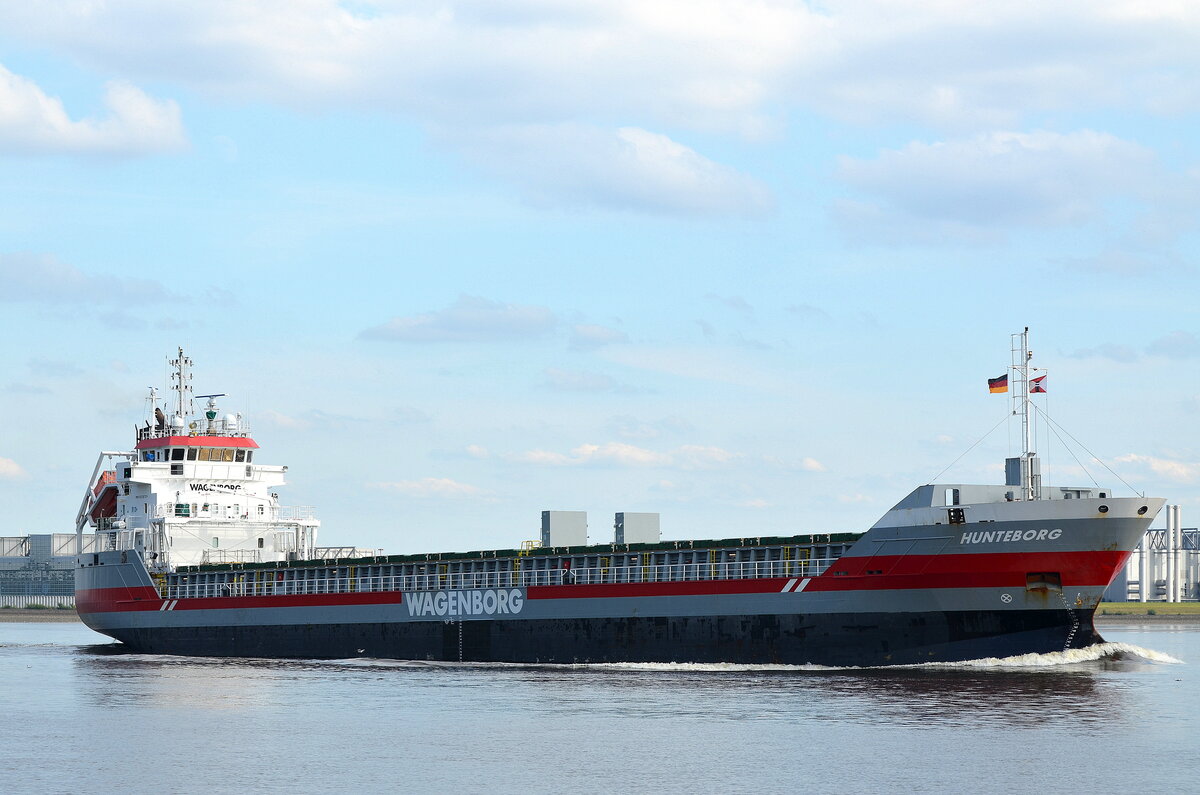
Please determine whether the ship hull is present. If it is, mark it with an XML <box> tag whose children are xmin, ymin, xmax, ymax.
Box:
<box><xmin>76</xmin><ymin>498</ymin><xmax>1158</xmax><ymax>667</ymax></box>
<box><xmin>89</xmin><ymin>608</ymin><xmax>1100</xmax><ymax>667</ymax></box>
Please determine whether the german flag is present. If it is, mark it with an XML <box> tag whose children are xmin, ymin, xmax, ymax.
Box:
<box><xmin>988</xmin><ymin>374</ymin><xmax>1008</xmax><ymax>394</ymax></box>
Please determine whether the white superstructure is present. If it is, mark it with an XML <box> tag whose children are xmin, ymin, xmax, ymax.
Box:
<box><xmin>75</xmin><ymin>349</ymin><xmax>319</xmax><ymax>570</ymax></box>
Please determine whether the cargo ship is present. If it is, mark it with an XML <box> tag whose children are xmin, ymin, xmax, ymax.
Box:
<box><xmin>75</xmin><ymin>334</ymin><xmax>1163</xmax><ymax>666</ymax></box>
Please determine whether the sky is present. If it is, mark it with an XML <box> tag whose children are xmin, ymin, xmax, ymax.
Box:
<box><xmin>2</xmin><ymin>1</ymin><xmax>1199</xmax><ymax>553</ymax></box>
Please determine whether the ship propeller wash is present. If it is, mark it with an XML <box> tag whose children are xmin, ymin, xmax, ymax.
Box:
<box><xmin>76</xmin><ymin>334</ymin><xmax>1163</xmax><ymax>666</ymax></box>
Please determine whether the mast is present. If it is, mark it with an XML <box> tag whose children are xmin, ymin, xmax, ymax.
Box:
<box><xmin>1017</xmin><ymin>327</ymin><xmax>1032</xmax><ymax>459</ymax></box>
<box><xmin>1008</xmin><ymin>328</ymin><xmax>1040</xmax><ymax>500</ymax></box>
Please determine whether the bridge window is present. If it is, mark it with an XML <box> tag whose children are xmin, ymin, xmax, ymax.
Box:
<box><xmin>186</xmin><ymin>447</ymin><xmax>198</xmax><ymax>461</ymax></box>
<box><xmin>171</xmin><ymin>448</ymin><xmax>185</xmax><ymax>461</ymax></box>
<box><xmin>223</xmin><ymin>449</ymin><xmax>235</xmax><ymax>462</ymax></box>
<box><xmin>246</xmin><ymin>451</ymin><xmax>253</xmax><ymax>463</ymax></box>
<box><xmin>235</xmin><ymin>449</ymin><xmax>246</xmax><ymax>462</ymax></box>
<box><xmin>198</xmin><ymin>448</ymin><xmax>211</xmax><ymax>461</ymax></box>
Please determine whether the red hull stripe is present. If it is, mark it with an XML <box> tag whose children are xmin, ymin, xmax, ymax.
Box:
<box><xmin>135</xmin><ymin>436</ymin><xmax>259</xmax><ymax>450</ymax></box>
<box><xmin>76</xmin><ymin>586</ymin><xmax>403</xmax><ymax>613</ymax></box>
<box><xmin>805</xmin><ymin>550</ymin><xmax>1129</xmax><ymax>591</ymax></box>
<box><xmin>75</xmin><ymin>550</ymin><xmax>1129</xmax><ymax>614</ymax></box>
<box><xmin>76</xmin><ymin>586</ymin><xmax>162</xmax><ymax>613</ymax></box>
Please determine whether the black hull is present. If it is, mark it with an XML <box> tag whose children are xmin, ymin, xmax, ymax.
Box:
<box><xmin>103</xmin><ymin>609</ymin><xmax>1101</xmax><ymax>667</ymax></box>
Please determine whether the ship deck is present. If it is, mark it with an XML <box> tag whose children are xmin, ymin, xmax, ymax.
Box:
<box><xmin>160</xmin><ymin>533</ymin><xmax>860</xmax><ymax>600</ymax></box>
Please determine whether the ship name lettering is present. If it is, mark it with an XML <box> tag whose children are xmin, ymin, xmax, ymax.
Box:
<box><xmin>403</xmin><ymin>589</ymin><xmax>524</xmax><ymax>617</ymax></box>
<box><xmin>188</xmin><ymin>483</ymin><xmax>243</xmax><ymax>493</ymax></box>
<box><xmin>959</xmin><ymin>528</ymin><xmax>1062</xmax><ymax>545</ymax></box>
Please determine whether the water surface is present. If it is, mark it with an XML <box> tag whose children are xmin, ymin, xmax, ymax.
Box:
<box><xmin>1</xmin><ymin>621</ymin><xmax>1194</xmax><ymax>793</ymax></box>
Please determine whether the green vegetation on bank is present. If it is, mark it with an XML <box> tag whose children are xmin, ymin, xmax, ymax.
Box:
<box><xmin>1098</xmin><ymin>602</ymin><xmax>1200</xmax><ymax>616</ymax></box>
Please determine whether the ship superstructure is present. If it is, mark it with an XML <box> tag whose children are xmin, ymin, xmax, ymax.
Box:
<box><xmin>75</xmin><ymin>336</ymin><xmax>1165</xmax><ymax>666</ymax></box>
<box><xmin>75</xmin><ymin>349</ymin><xmax>318</xmax><ymax>572</ymax></box>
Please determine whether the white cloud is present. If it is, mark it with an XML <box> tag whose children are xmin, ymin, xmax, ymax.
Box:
<box><xmin>10</xmin><ymin>2</ymin><xmax>1200</xmax><ymax>216</ymax></box>
<box><xmin>0</xmin><ymin>253</ymin><xmax>177</xmax><ymax>304</ymax></box>
<box><xmin>511</xmin><ymin>441</ymin><xmax>737</xmax><ymax>469</ymax></box>
<box><xmin>785</xmin><ymin>303</ymin><xmax>830</xmax><ymax>321</ymax></box>
<box><xmin>370</xmin><ymin>477</ymin><xmax>488</xmax><ymax>498</ymax></box>
<box><xmin>0</xmin><ymin>457</ymin><xmax>26</xmax><ymax>479</ymax></box>
<box><xmin>465</xmin><ymin>444</ymin><xmax>489</xmax><ymax>459</ymax></box>
<box><xmin>0</xmin><ymin>2</ymin><xmax>802</xmax><ymax>132</ymax></box>
<box><xmin>798</xmin><ymin>2</ymin><xmax>1200</xmax><ymax>127</ymax></box>
<box><xmin>513</xmin><ymin>442</ymin><xmax>672</xmax><ymax>467</ymax></box>
<box><xmin>678</xmin><ymin>445</ymin><xmax>741</xmax><ymax>468</ymax></box>
<box><xmin>11</xmin><ymin>3</ymin><xmax>1200</xmax><ymax>137</ymax></box>
<box><xmin>762</xmin><ymin>455</ymin><xmax>827</xmax><ymax>472</ymax></box>
<box><xmin>609</xmin><ymin>415</ymin><xmax>694</xmax><ymax>440</ymax></box>
<box><xmin>444</xmin><ymin>123</ymin><xmax>773</xmax><ymax>215</ymax></box>
<box><xmin>1067</xmin><ymin>343</ymin><xmax>1141</xmax><ymax>363</ymax></box>
<box><xmin>1067</xmin><ymin>331</ymin><xmax>1200</xmax><ymax>363</ymax></box>
<box><xmin>543</xmin><ymin>367</ymin><xmax>623</xmax><ymax>393</ymax></box>
<box><xmin>1146</xmin><ymin>331</ymin><xmax>1200</xmax><ymax>360</ymax></box>
<box><xmin>259</xmin><ymin>409</ymin><xmax>311</xmax><ymax>430</ymax></box>
<box><xmin>570</xmin><ymin>324</ymin><xmax>629</xmax><ymax>350</ymax></box>
<box><xmin>360</xmin><ymin>295</ymin><xmax>557</xmax><ymax>342</ymax></box>
<box><xmin>28</xmin><ymin>358</ymin><xmax>83</xmax><ymax>378</ymax></box>
<box><xmin>705</xmin><ymin>294</ymin><xmax>754</xmax><ymax>314</ymax></box>
<box><xmin>261</xmin><ymin>407</ymin><xmax>404</xmax><ymax>430</ymax></box>
<box><xmin>835</xmin><ymin>130</ymin><xmax>1157</xmax><ymax>243</ymax></box>
<box><xmin>576</xmin><ymin>442</ymin><xmax>672</xmax><ymax>467</ymax></box>
<box><xmin>1113</xmin><ymin>453</ymin><xmax>1200</xmax><ymax>482</ymax></box>
<box><xmin>599</xmin><ymin>344</ymin><xmax>780</xmax><ymax>388</ymax></box>
<box><xmin>0</xmin><ymin>64</ymin><xmax>185</xmax><ymax>155</ymax></box>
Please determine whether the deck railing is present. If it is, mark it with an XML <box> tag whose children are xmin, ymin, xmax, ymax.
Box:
<box><xmin>163</xmin><ymin>558</ymin><xmax>837</xmax><ymax>599</ymax></box>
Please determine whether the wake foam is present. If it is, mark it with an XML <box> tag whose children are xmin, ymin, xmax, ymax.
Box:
<box><xmin>327</xmin><ymin>643</ymin><xmax>1181</xmax><ymax>673</ymax></box>
<box><xmin>903</xmin><ymin>642</ymin><xmax>1183</xmax><ymax>669</ymax></box>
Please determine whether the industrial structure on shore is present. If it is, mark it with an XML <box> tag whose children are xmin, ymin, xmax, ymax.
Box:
<box><xmin>0</xmin><ymin>533</ymin><xmax>94</xmax><ymax>607</ymax></box>
<box><xmin>1104</xmin><ymin>505</ymin><xmax>1198</xmax><ymax>602</ymax></box>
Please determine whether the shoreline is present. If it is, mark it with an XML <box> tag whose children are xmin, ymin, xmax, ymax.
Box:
<box><xmin>1096</xmin><ymin>613</ymin><xmax>1200</xmax><ymax>622</ymax></box>
<box><xmin>0</xmin><ymin>610</ymin><xmax>81</xmax><ymax>623</ymax></box>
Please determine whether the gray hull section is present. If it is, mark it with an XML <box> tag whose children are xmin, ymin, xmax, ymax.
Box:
<box><xmin>96</xmin><ymin>608</ymin><xmax>1100</xmax><ymax>667</ymax></box>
